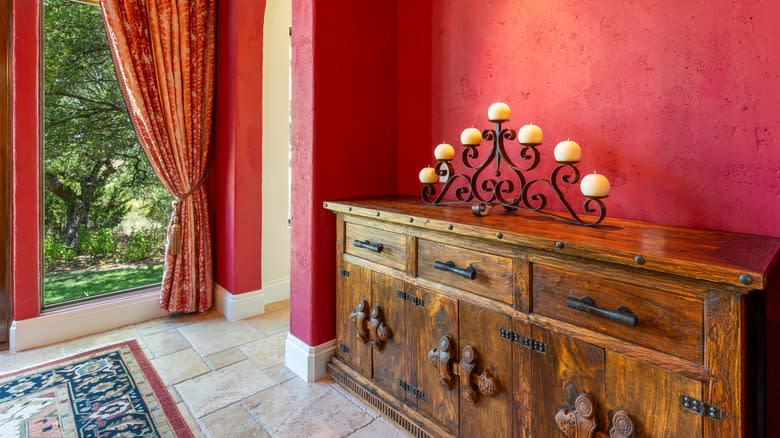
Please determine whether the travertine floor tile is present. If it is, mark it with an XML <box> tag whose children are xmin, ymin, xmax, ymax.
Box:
<box><xmin>0</xmin><ymin>345</ymin><xmax>64</xmax><ymax>374</ymax></box>
<box><xmin>260</xmin><ymin>390</ymin><xmax>374</xmax><ymax>437</ymax></box>
<box><xmin>262</xmin><ymin>363</ymin><xmax>296</xmax><ymax>384</ymax></box>
<box><xmin>179</xmin><ymin>319</ymin><xmax>264</xmax><ymax>356</ymax></box>
<box><xmin>247</xmin><ymin>310</ymin><xmax>290</xmax><ymax>335</ymax></box>
<box><xmin>348</xmin><ymin>417</ymin><xmax>412</xmax><ymax>437</ymax></box>
<box><xmin>200</xmin><ymin>403</ymin><xmax>270</xmax><ymax>438</ymax></box>
<box><xmin>203</xmin><ymin>347</ymin><xmax>246</xmax><ymax>371</ymax></box>
<box><xmin>151</xmin><ymin>348</ymin><xmax>210</xmax><ymax>386</ymax></box>
<box><xmin>177</xmin><ymin>402</ymin><xmax>206</xmax><ymax>438</ymax></box>
<box><xmin>240</xmin><ymin>332</ymin><xmax>286</xmax><ymax>368</ymax></box>
<box><xmin>144</xmin><ymin>329</ymin><xmax>191</xmax><ymax>357</ymax></box>
<box><xmin>60</xmin><ymin>326</ymin><xmax>142</xmax><ymax>355</ymax></box>
<box><xmin>265</xmin><ymin>299</ymin><xmax>290</xmax><ymax>313</ymax></box>
<box><xmin>168</xmin><ymin>385</ymin><xmax>182</xmax><ymax>403</ymax></box>
<box><xmin>176</xmin><ymin>360</ymin><xmax>275</xmax><ymax>418</ymax></box>
<box><xmin>328</xmin><ymin>381</ymin><xmax>381</xmax><ymax>419</ymax></box>
<box><xmin>135</xmin><ymin>310</ymin><xmax>218</xmax><ymax>336</ymax></box>
<box><xmin>244</xmin><ymin>377</ymin><xmax>333</xmax><ymax>413</ymax></box>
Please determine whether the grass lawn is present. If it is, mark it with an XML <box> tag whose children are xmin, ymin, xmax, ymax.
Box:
<box><xmin>44</xmin><ymin>264</ymin><xmax>164</xmax><ymax>305</ymax></box>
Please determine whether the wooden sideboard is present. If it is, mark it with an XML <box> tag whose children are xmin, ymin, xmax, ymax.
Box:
<box><xmin>324</xmin><ymin>196</ymin><xmax>780</xmax><ymax>438</ymax></box>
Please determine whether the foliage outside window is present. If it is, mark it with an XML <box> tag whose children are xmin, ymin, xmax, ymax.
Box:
<box><xmin>43</xmin><ymin>0</ymin><xmax>170</xmax><ymax>306</ymax></box>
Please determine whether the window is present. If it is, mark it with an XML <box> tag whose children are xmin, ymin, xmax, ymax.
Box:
<box><xmin>42</xmin><ymin>0</ymin><xmax>170</xmax><ymax>307</ymax></box>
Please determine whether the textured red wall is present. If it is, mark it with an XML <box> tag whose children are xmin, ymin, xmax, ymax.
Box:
<box><xmin>392</xmin><ymin>2</ymin><xmax>780</xmax><ymax>431</ymax></box>
<box><xmin>290</xmin><ymin>0</ymin><xmax>398</xmax><ymax>346</ymax></box>
<box><xmin>210</xmin><ymin>0</ymin><xmax>265</xmax><ymax>295</ymax></box>
<box><xmin>399</xmin><ymin>0</ymin><xmax>779</xmax><ymax>238</ymax></box>
<box><xmin>11</xmin><ymin>0</ymin><xmax>41</xmax><ymax>320</ymax></box>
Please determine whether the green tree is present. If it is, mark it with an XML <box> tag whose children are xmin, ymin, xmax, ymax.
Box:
<box><xmin>43</xmin><ymin>0</ymin><xmax>162</xmax><ymax>247</ymax></box>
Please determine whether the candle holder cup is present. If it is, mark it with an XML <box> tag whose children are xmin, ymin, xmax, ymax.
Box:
<box><xmin>421</xmin><ymin>119</ymin><xmax>608</xmax><ymax>226</ymax></box>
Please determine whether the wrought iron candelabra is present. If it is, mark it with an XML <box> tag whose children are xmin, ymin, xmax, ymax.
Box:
<box><xmin>421</xmin><ymin>118</ymin><xmax>608</xmax><ymax>226</ymax></box>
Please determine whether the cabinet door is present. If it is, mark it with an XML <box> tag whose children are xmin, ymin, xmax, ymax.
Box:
<box><xmin>531</xmin><ymin>328</ymin><xmax>607</xmax><ymax>437</ymax></box>
<box><xmin>459</xmin><ymin>301</ymin><xmax>513</xmax><ymax>438</ymax></box>
<box><xmin>336</xmin><ymin>261</ymin><xmax>372</xmax><ymax>376</ymax></box>
<box><xmin>370</xmin><ymin>272</ymin><xmax>406</xmax><ymax>400</ymax></box>
<box><xmin>412</xmin><ymin>286</ymin><xmax>459</xmax><ymax>434</ymax></box>
<box><xmin>606</xmin><ymin>352</ymin><xmax>703</xmax><ymax>438</ymax></box>
<box><xmin>532</xmin><ymin>328</ymin><xmax>704</xmax><ymax>438</ymax></box>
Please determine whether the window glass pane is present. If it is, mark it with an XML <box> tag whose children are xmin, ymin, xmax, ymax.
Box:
<box><xmin>42</xmin><ymin>0</ymin><xmax>171</xmax><ymax>307</ymax></box>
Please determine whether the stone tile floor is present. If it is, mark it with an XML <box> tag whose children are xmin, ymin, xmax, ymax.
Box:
<box><xmin>0</xmin><ymin>300</ymin><xmax>410</xmax><ymax>438</ymax></box>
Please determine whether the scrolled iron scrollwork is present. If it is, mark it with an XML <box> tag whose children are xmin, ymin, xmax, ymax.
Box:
<box><xmin>421</xmin><ymin>119</ymin><xmax>608</xmax><ymax>226</ymax></box>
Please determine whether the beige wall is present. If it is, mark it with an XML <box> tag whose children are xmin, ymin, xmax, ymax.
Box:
<box><xmin>262</xmin><ymin>0</ymin><xmax>292</xmax><ymax>292</ymax></box>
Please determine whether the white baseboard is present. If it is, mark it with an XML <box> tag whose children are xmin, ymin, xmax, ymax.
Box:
<box><xmin>285</xmin><ymin>333</ymin><xmax>336</xmax><ymax>382</ymax></box>
<box><xmin>262</xmin><ymin>278</ymin><xmax>290</xmax><ymax>305</ymax></box>
<box><xmin>215</xmin><ymin>284</ymin><xmax>264</xmax><ymax>321</ymax></box>
<box><xmin>214</xmin><ymin>278</ymin><xmax>290</xmax><ymax>321</ymax></box>
<box><xmin>10</xmin><ymin>291</ymin><xmax>169</xmax><ymax>352</ymax></box>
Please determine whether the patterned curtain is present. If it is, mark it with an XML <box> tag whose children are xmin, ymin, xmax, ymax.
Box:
<box><xmin>99</xmin><ymin>0</ymin><xmax>215</xmax><ymax>312</ymax></box>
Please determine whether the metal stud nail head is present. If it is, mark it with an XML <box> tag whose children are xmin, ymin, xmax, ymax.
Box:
<box><xmin>323</xmin><ymin>202</ymin><xmax>328</xmax><ymax>207</ymax></box>
<box><xmin>634</xmin><ymin>255</ymin><xmax>645</xmax><ymax>265</ymax></box>
<box><xmin>496</xmin><ymin>232</ymin><xmax>503</xmax><ymax>239</ymax></box>
<box><xmin>555</xmin><ymin>241</ymin><xmax>565</xmax><ymax>249</ymax></box>
<box><xmin>448</xmin><ymin>224</ymin><xmax>454</xmax><ymax>230</ymax></box>
<box><xmin>739</xmin><ymin>274</ymin><xmax>752</xmax><ymax>285</ymax></box>
<box><xmin>348</xmin><ymin>207</ymin><xmax>352</xmax><ymax>211</ymax></box>
<box><xmin>409</xmin><ymin>217</ymin><xmax>414</xmax><ymax>223</ymax></box>
<box><xmin>376</xmin><ymin>211</ymin><xmax>380</xmax><ymax>216</ymax></box>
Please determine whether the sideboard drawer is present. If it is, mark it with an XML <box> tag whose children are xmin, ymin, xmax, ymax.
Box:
<box><xmin>532</xmin><ymin>265</ymin><xmax>704</xmax><ymax>363</ymax></box>
<box><xmin>417</xmin><ymin>239</ymin><xmax>514</xmax><ymax>304</ymax></box>
<box><xmin>345</xmin><ymin>223</ymin><xmax>407</xmax><ymax>271</ymax></box>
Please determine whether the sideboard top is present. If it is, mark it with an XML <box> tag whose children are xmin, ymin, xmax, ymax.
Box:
<box><xmin>324</xmin><ymin>196</ymin><xmax>780</xmax><ymax>290</ymax></box>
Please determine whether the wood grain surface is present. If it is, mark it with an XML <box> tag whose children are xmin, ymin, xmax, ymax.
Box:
<box><xmin>418</xmin><ymin>238</ymin><xmax>515</xmax><ymax>304</ymax></box>
<box><xmin>533</xmin><ymin>264</ymin><xmax>704</xmax><ymax>363</ymax></box>
<box><xmin>345</xmin><ymin>222</ymin><xmax>407</xmax><ymax>271</ymax></box>
<box><xmin>326</xmin><ymin>196</ymin><xmax>780</xmax><ymax>289</ymax></box>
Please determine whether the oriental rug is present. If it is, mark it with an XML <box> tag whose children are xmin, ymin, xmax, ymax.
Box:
<box><xmin>0</xmin><ymin>340</ymin><xmax>192</xmax><ymax>437</ymax></box>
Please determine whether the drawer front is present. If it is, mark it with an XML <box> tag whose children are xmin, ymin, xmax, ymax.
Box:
<box><xmin>344</xmin><ymin>223</ymin><xmax>406</xmax><ymax>271</ymax></box>
<box><xmin>532</xmin><ymin>265</ymin><xmax>703</xmax><ymax>363</ymax></box>
<box><xmin>417</xmin><ymin>239</ymin><xmax>513</xmax><ymax>304</ymax></box>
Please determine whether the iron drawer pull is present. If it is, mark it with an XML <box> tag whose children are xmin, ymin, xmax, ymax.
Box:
<box><xmin>353</xmin><ymin>239</ymin><xmax>383</xmax><ymax>253</ymax></box>
<box><xmin>434</xmin><ymin>260</ymin><xmax>476</xmax><ymax>280</ymax></box>
<box><xmin>565</xmin><ymin>296</ymin><xmax>638</xmax><ymax>327</ymax></box>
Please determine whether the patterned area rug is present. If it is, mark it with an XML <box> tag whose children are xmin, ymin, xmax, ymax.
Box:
<box><xmin>0</xmin><ymin>340</ymin><xmax>192</xmax><ymax>437</ymax></box>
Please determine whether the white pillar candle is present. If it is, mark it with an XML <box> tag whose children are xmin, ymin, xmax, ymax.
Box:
<box><xmin>517</xmin><ymin>124</ymin><xmax>543</xmax><ymax>144</ymax></box>
<box><xmin>488</xmin><ymin>102</ymin><xmax>511</xmax><ymax>121</ymax></box>
<box><xmin>580</xmin><ymin>172</ymin><xmax>610</xmax><ymax>197</ymax></box>
<box><xmin>434</xmin><ymin>143</ymin><xmax>455</xmax><ymax>160</ymax></box>
<box><xmin>419</xmin><ymin>167</ymin><xmax>438</xmax><ymax>184</ymax></box>
<box><xmin>554</xmin><ymin>140</ymin><xmax>582</xmax><ymax>162</ymax></box>
<box><xmin>460</xmin><ymin>128</ymin><xmax>482</xmax><ymax>145</ymax></box>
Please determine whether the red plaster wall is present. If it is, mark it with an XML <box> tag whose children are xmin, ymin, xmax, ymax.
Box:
<box><xmin>391</xmin><ymin>1</ymin><xmax>780</xmax><ymax>432</ymax></box>
<box><xmin>396</xmin><ymin>1</ymin><xmax>433</xmax><ymax>196</ymax></box>
<box><xmin>11</xmin><ymin>0</ymin><xmax>41</xmax><ymax>320</ymax></box>
<box><xmin>398</xmin><ymin>1</ymin><xmax>779</xmax><ymax>239</ymax></box>
<box><xmin>210</xmin><ymin>0</ymin><xmax>265</xmax><ymax>295</ymax></box>
<box><xmin>290</xmin><ymin>0</ymin><xmax>398</xmax><ymax>346</ymax></box>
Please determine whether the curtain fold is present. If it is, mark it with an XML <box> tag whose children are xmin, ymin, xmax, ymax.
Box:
<box><xmin>99</xmin><ymin>0</ymin><xmax>215</xmax><ymax>312</ymax></box>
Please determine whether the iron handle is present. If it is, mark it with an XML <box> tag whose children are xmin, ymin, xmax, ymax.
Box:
<box><xmin>565</xmin><ymin>296</ymin><xmax>638</xmax><ymax>327</ymax></box>
<box><xmin>434</xmin><ymin>260</ymin><xmax>476</xmax><ymax>280</ymax></box>
<box><xmin>353</xmin><ymin>239</ymin><xmax>383</xmax><ymax>253</ymax></box>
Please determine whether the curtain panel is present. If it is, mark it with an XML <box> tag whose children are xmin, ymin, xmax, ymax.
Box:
<box><xmin>100</xmin><ymin>0</ymin><xmax>216</xmax><ymax>312</ymax></box>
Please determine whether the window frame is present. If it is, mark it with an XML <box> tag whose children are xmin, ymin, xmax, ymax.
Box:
<box><xmin>38</xmin><ymin>0</ymin><xmax>161</xmax><ymax>312</ymax></box>
<box><xmin>1</xmin><ymin>0</ymin><xmax>13</xmax><ymax>349</ymax></box>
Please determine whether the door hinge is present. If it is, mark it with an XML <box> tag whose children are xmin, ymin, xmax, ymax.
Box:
<box><xmin>396</xmin><ymin>290</ymin><xmax>424</xmax><ymax>307</ymax></box>
<box><xmin>499</xmin><ymin>327</ymin><xmax>546</xmax><ymax>354</ymax></box>
<box><xmin>398</xmin><ymin>379</ymin><xmax>426</xmax><ymax>401</ymax></box>
<box><xmin>338</xmin><ymin>341</ymin><xmax>350</xmax><ymax>355</ymax></box>
<box><xmin>681</xmin><ymin>395</ymin><xmax>722</xmax><ymax>420</ymax></box>
<box><xmin>340</xmin><ymin>268</ymin><xmax>350</xmax><ymax>278</ymax></box>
